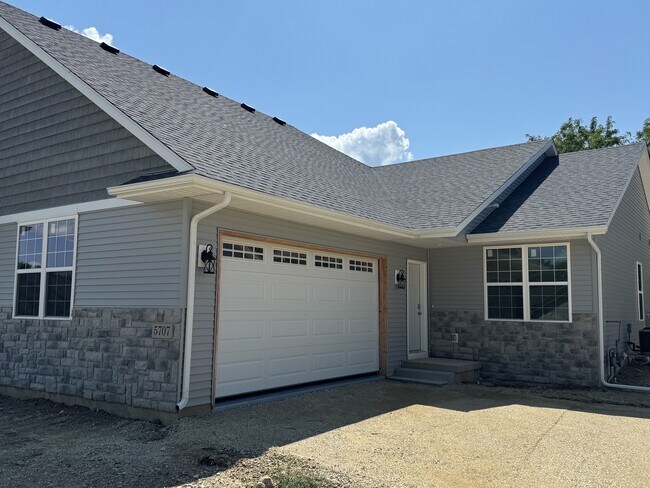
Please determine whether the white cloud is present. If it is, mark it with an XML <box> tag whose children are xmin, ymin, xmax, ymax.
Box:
<box><xmin>65</xmin><ymin>25</ymin><xmax>113</xmax><ymax>45</ymax></box>
<box><xmin>312</xmin><ymin>120</ymin><xmax>413</xmax><ymax>166</ymax></box>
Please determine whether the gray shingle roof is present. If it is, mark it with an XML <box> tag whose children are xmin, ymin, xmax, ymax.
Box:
<box><xmin>0</xmin><ymin>2</ymin><xmax>644</xmax><ymax>235</ymax></box>
<box><xmin>374</xmin><ymin>141</ymin><xmax>550</xmax><ymax>229</ymax></box>
<box><xmin>471</xmin><ymin>143</ymin><xmax>647</xmax><ymax>234</ymax></box>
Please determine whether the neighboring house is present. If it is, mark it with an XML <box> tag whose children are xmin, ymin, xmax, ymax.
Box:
<box><xmin>0</xmin><ymin>2</ymin><xmax>649</xmax><ymax>420</ymax></box>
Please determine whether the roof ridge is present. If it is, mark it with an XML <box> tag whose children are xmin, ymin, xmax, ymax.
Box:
<box><xmin>557</xmin><ymin>141</ymin><xmax>646</xmax><ymax>158</ymax></box>
<box><xmin>373</xmin><ymin>139</ymin><xmax>551</xmax><ymax>169</ymax></box>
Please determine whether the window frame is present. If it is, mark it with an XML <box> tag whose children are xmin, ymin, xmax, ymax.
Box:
<box><xmin>272</xmin><ymin>247</ymin><xmax>308</xmax><ymax>266</ymax></box>
<box><xmin>637</xmin><ymin>262</ymin><xmax>645</xmax><ymax>322</ymax></box>
<box><xmin>483</xmin><ymin>242</ymin><xmax>572</xmax><ymax>323</ymax></box>
<box><xmin>13</xmin><ymin>215</ymin><xmax>78</xmax><ymax>320</ymax></box>
<box><xmin>221</xmin><ymin>240</ymin><xmax>264</xmax><ymax>261</ymax></box>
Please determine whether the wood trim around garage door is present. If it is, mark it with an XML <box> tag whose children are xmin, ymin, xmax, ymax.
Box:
<box><xmin>211</xmin><ymin>229</ymin><xmax>389</xmax><ymax>404</ymax></box>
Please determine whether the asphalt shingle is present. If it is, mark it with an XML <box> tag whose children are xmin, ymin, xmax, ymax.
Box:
<box><xmin>472</xmin><ymin>143</ymin><xmax>647</xmax><ymax>234</ymax></box>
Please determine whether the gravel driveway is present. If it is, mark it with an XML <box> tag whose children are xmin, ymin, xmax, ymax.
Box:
<box><xmin>2</xmin><ymin>381</ymin><xmax>650</xmax><ymax>487</ymax></box>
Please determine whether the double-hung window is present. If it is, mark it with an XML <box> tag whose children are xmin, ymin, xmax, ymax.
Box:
<box><xmin>14</xmin><ymin>217</ymin><xmax>77</xmax><ymax>319</ymax></box>
<box><xmin>485</xmin><ymin>243</ymin><xmax>571</xmax><ymax>322</ymax></box>
<box><xmin>637</xmin><ymin>262</ymin><xmax>645</xmax><ymax>322</ymax></box>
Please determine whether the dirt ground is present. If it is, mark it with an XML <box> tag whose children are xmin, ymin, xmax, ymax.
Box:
<box><xmin>615</xmin><ymin>359</ymin><xmax>650</xmax><ymax>387</ymax></box>
<box><xmin>2</xmin><ymin>381</ymin><xmax>650</xmax><ymax>488</ymax></box>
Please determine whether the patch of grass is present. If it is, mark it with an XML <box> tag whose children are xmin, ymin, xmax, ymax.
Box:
<box><xmin>241</xmin><ymin>453</ymin><xmax>336</xmax><ymax>488</ymax></box>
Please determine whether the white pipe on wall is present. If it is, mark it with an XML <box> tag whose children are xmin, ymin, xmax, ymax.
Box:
<box><xmin>176</xmin><ymin>192</ymin><xmax>232</xmax><ymax>412</ymax></box>
<box><xmin>587</xmin><ymin>232</ymin><xmax>650</xmax><ymax>393</ymax></box>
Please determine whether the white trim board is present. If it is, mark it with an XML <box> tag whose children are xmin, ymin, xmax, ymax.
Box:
<box><xmin>467</xmin><ymin>226</ymin><xmax>607</xmax><ymax>244</ymax></box>
<box><xmin>0</xmin><ymin>198</ymin><xmax>142</xmax><ymax>225</ymax></box>
<box><xmin>0</xmin><ymin>14</ymin><xmax>193</xmax><ymax>173</ymax></box>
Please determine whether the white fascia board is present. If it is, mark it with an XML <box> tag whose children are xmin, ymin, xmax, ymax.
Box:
<box><xmin>453</xmin><ymin>140</ymin><xmax>556</xmax><ymax>235</ymax></box>
<box><xmin>0</xmin><ymin>15</ymin><xmax>193</xmax><ymax>174</ymax></box>
<box><xmin>0</xmin><ymin>198</ymin><xmax>141</xmax><ymax>225</ymax></box>
<box><xmin>466</xmin><ymin>226</ymin><xmax>607</xmax><ymax>245</ymax></box>
<box><xmin>108</xmin><ymin>175</ymin><xmax>422</xmax><ymax>239</ymax></box>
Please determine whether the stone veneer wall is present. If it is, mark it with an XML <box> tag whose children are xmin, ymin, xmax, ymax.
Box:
<box><xmin>429</xmin><ymin>311</ymin><xmax>600</xmax><ymax>387</ymax></box>
<box><xmin>0</xmin><ymin>307</ymin><xmax>183</xmax><ymax>411</ymax></box>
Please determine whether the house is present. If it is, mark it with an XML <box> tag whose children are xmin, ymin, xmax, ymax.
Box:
<box><xmin>1</xmin><ymin>1</ymin><xmax>649</xmax><ymax>420</ymax></box>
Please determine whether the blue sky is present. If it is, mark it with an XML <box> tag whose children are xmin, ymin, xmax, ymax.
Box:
<box><xmin>9</xmin><ymin>0</ymin><xmax>650</xmax><ymax>165</ymax></box>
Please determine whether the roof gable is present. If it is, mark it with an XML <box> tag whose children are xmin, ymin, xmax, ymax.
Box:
<box><xmin>471</xmin><ymin>143</ymin><xmax>647</xmax><ymax>236</ymax></box>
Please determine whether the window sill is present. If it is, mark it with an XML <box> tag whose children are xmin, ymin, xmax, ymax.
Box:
<box><xmin>13</xmin><ymin>315</ymin><xmax>72</xmax><ymax>321</ymax></box>
<box><xmin>485</xmin><ymin>318</ymin><xmax>573</xmax><ymax>324</ymax></box>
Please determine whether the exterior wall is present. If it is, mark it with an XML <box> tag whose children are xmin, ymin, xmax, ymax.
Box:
<box><xmin>429</xmin><ymin>311</ymin><xmax>599</xmax><ymax>386</ymax></box>
<box><xmin>0</xmin><ymin>306</ymin><xmax>182</xmax><ymax>411</ymax></box>
<box><xmin>0</xmin><ymin>203</ymin><xmax>188</xmax><ymax>412</ymax></box>
<box><xmin>428</xmin><ymin>239</ymin><xmax>599</xmax><ymax>386</ymax></box>
<box><xmin>189</xmin><ymin>205</ymin><xmax>427</xmax><ymax>407</ymax></box>
<box><xmin>75</xmin><ymin>201</ymin><xmax>187</xmax><ymax>308</ymax></box>
<box><xmin>429</xmin><ymin>240</ymin><xmax>595</xmax><ymax>314</ymax></box>
<box><xmin>0</xmin><ymin>29</ymin><xmax>173</xmax><ymax>216</ymax></box>
<box><xmin>597</xmin><ymin>168</ymin><xmax>650</xmax><ymax>362</ymax></box>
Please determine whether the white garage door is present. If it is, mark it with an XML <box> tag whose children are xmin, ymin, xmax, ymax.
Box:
<box><xmin>215</xmin><ymin>237</ymin><xmax>379</xmax><ymax>398</ymax></box>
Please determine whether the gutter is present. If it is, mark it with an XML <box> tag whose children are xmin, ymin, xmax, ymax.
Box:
<box><xmin>176</xmin><ymin>192</ymin><xmax>232</xmax><ymax>412</ymax></box>
<box><xmin>587</xmin><ymin>232</ymin><xmax>650</xmax><ymax>393</ymax></box>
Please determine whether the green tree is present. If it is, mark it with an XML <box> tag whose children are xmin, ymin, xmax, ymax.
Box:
<box><xmin>526</xmin><ymin>116</ymin><xmax>632</xmax><ymax>153</ymax></box>
<box><xmin>637</xmin><ymin>118</ymin><xmax>650</xmax><ymax>151</ymax></box>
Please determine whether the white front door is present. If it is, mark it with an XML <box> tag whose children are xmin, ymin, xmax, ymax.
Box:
<box><xmin>407</xmin><ymin>260</ymin><xmax>428</xmax><ymax>359</ymax></box>
<box><xmin>216</xmin><ymin>237</ymin><xmax>379</xmax><ymax>398</ymax></box>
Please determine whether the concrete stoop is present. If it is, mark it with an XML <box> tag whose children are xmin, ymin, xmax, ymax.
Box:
<box><xmin>389</xmin><ymin>357</ymin><xmax>482</xmax><ymax>386</ymax></box>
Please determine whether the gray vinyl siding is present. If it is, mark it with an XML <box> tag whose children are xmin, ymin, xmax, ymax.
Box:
<box><xmin>0</xmin><ymin>29</ymin><xmax>173</xmax><ymax>216</ymax></box>
<box><xmin>0</xmin><ymin>223</ymin><xmax>16</xmax><ymax>305</ymax></box>
<box><xmin>188</xmin><ymin>205</ymin><xmax>426</xmax><ymax>407</ymax></box>
<box><xmin>597</xmin><ymin>168</ymin><xmax>650</xmax><ymax>356</ymax></box>
<box><xmin>429</xmin><ymin>239</ymin><xmax>595</xmax><ymax>315</ymax></box>
<box><xmin>75</xmin><ymin>202</ymin><xmax>185</xmax><ymax>307</ymax></box>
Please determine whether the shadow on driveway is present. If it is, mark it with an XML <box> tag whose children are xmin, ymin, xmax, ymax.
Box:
<box><xmin>2</xmin><ymin>380</ymin><xmax>650</xmax><ymax>487</ymax></box>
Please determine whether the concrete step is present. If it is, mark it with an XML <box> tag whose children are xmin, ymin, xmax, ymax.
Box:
<box><xmin>391</xmin><ymin>367</ymin><xmax>455</xmax><ymax>383</ymax></box>
<box><xmin>388</xmin><ymin>373</ymin><xmax>449</xmax><ymax>387</ymax></box>
<box><xmin>402</xmin><ymin>358</ymin><xmax>482</xmax><ymax>374</ymax></box>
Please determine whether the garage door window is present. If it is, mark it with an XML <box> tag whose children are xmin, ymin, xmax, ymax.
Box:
<box><xmin>273</xmin><ymin>249</ymin><xmax>307</xmax><ymax>265</ymax></box>
<box><xmin>350</xmin><ymin>259</ymin><xmax>373</xmax><ymax>273</ymax></box>
<box><xmin>315</xmin><ymin>255</ymin><xmax>343</xmax><ymax>269</ymax></box>
<box><xmin>222</xmin><ymin>242</ymin><xmax>263</xmax><ymax>260</ymax></box>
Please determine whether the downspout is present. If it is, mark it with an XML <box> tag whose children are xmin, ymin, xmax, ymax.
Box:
<box><xmin>176</xmin><ymin>192</ymin><xmax>232</xmax><ymax>412</ymax></box>
<box><xmin>587</xmin><ymin>232</ymin><xmax>650</xmax><ymax>393</ymax></box>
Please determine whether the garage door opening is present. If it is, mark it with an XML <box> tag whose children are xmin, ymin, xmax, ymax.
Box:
<box><xmin>214</xmin><ymin>233</ymin><xmax>382</xmax><ymax>399</ymax></box>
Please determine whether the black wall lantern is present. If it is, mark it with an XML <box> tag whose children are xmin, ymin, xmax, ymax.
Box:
<box><xmin>395</xmin><ymin>269</ymin><xmax>406</xmax><ymax>289</ymax></box>
<box><xmin>200</xmin><ymin>244</ymin><xmax>215</xmax><ymax>274</ymax></box>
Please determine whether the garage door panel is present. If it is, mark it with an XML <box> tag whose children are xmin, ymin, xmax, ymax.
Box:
<box><xmin>313</xmin><ymin>318</ymin><xmax>346</xmax><ymax>336</ymax></box>
<box><xmin>349</xmin><ymin>348</ymin><xmax>377</xmax><ymax>367</ymax></box>
<box><xmin>269</xmin><ymin>355</ymin><xmax>309</xmax><ymax>377</ymax></box>
<box><xmin>313</xmin><ymin>285</ymin><xmax>346</xmax><ymax>304</ymax></box>
<box><xmin>220</xmin><ymin>285</ymin><xmax>266</xmax><ymax>313</ymax></box>
<box><xmin>217</xmin><ymin>319</ymin><xmax>265</xmax><ymax>341</ymax></box>
<box><xmin>270</xmin><ymin>282</ymin><xmax>310</xmax><ymax>302</ymax></box>
<box><xmin>269</xmin><ymin>319</ymin><xmax>310</xmax><ymax>339</ymax></box>
<box><xmin>313</xmin><ymin>351</ymin><xmax>346</xmax><ymax>372</ymax></box>
<box><xmin>218</xmin><ymin>359</ymin><xmax>264</xmax><ymax>384</ymax></box>
<box><xmin>349</xmin><ymin>318</ymin><xmax>377</xmax><ymax>335</ymax></box>
<box><xmin>216</xmin><ymin>238</ymin><xmax>379</xmax><ymax>398</ymax></box>
<box><xmin>348</xmin><ymin>286</ymin><xmax>378</xmax><ymax>306</ymax></box>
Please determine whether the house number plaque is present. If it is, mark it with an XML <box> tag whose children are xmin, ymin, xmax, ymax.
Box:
<box><xmin>152</xmin><ymin>324</ymin><xmax>174</xmax><ymax>340</ymax></box>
